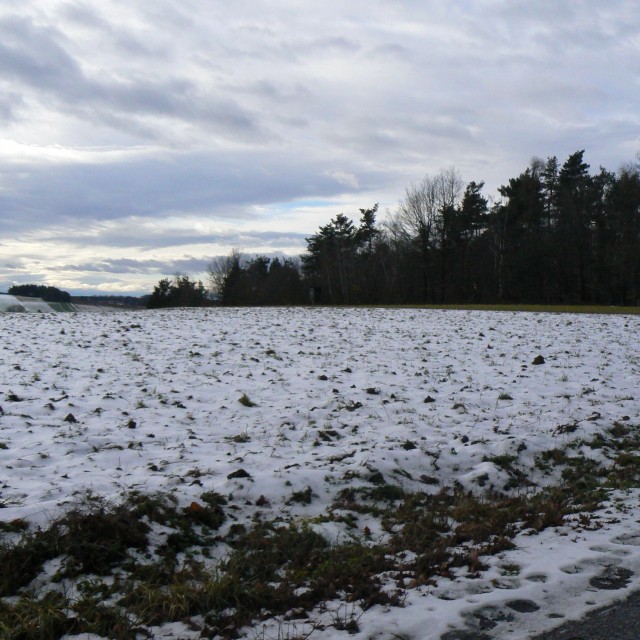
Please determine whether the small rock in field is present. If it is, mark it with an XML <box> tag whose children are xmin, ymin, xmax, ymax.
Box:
<box><xmin>228</xmin><ymin>468</ymin><xmax>252</xmax><ymax>480</ymax></box>
<box><xmin>532</xmin><ymin>355</ymin><xmax>545</xmax><ymax>365</ymax></box>
<box><xmin>64</xmin><ymin>413</ymin><xmax>77</xmax><ymax>423</ymax></box>
<box><xmin>424</xmin><ymin>395</ymin><xmax>436</xmax><ymax>403</ymax></box>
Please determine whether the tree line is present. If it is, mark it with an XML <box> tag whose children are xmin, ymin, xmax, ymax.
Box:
<box><xmin>146</xmin><ymin>275</ymin><xmax>209</xmax><ymax>308</ymax></box>
<box><xmin>8</xmin><ymin>284</ymin><xmax>71</xmax><ymax>302</ymax></box>
<box><xmin>150</xmin><ymin>150</ymin><xmax>640</xmax><ymax>307</ymax></box>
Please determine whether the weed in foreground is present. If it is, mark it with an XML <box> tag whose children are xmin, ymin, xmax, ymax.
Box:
<box><xmin>239</xmin><ymin>393</ymin><xmax>257</xmax><ymax>407</ymax></box>
<box><xmin>0</xmin><ymin>527</ymin><xmax>62</xmax><ymax>597</ymax></box>
<box><xmin>58</xmin><ymin>503</ymin><xmax>150</xmax><ymax>577</ymax></box>
<box><xmin>3</xmin><ymin>434</ymin><xmax>640</xmax><ymax>638</ymax></box>
<box><xmin>0</xmin><ymin>592</ymin><xmax>77</xmax><ymax>640</ymax></box>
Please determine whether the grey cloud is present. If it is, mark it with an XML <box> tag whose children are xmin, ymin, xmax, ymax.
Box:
<box><xmin>61</xmin><ymin>2</ymin><xmax>113</xmax><ymax>31</ymax></box>
<box><xmin>237</xmin><ymin>80</ymin><xmax>311</xmax><ymax>104</ymax></box>
<box><xmin>45</xmin><ymin>250</ymin><xmax>303</xmax><ymax>277</ymax></box>
<box><xmin>44</xmin><ymin>226</ymin><xmax>309</xmax><ymax>251</ymax></box>
<box><xmin>0</xmin><ymin>148</ymin><xmax>384</xmax><ymax>234</ymax></box>
<box><xmin>0</xmin><ymin>15</ymin><xmax>262</xmax><ymax>142</ymax></box>
<box><xmin>301</xmin><ymin>36</ymin><xmax>361</xmax><ymax>56</ymax></box>
<box><xmin>368</xmin><ymin>43</ymin><xmax>411</xmax><ymax>60</ymax></box>
<box><xmin>0</xmin><ymin>87</ymin><xmax>24</xmax><ymax>121</ymax></box>
<box><xmin>61</xmin><ymin>3</ymin><xmax>162</xmax><ymax>58</ymax></box>
<box><xmin>97</xmin><ymin>78</ymin><xmax>259</xmax><ymax>138</ymax></box>
<box><xmin>0</xmin><ymin>17</ymin><xmax>85</xmax><ymax>94</ymax></box>
<box><xmin>219</xmin><ymin>28</ymin><xmax>361</xmax><ymax>63</ymax></box>
<box><xmin>1</xmin><ymin>260</ymin><xmax>28</xmax><ymax>271</ymax></box>
<box><xmin>47</xmin><ymin>257</ymin><xmax>212</xmax><ymax>275</ymax></box>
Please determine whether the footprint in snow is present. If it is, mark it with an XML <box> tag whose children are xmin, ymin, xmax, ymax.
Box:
<box><xmin>506</xmin><ymin>599</ymin><xmax>541</xmax><ymax>613</ymax></box>
<box><xmin>463</xmin><ymin>604</ymin><xmax>515</xmax><ymax>630</ymax></box>
<box><xmin>612</xmin><ymin>531</ymin><xmax>640</xmax><ymax>546</ymax></box>
<box><xmin>588</xmin><ymin>566</ymin><xmax>633</xmax><ymax>590</ymax></box>
<box><xmin>525</xmin><ymin>573</ymin><xmax>549</xmax><ymax>583</ymax></box>
<box><xmin>448</xmin><ymin>599</ymin><xmax>541</xmax><ymax>640</ymax></box>
<box><xmin>491</xmin><ymin>576</ymin><xmax>521</xmax><ymax>590</ymax></box>
<box><xmin>441</xmin><ymin>631</ymin><xmax>492</xmax><ymax>640</ymax></box>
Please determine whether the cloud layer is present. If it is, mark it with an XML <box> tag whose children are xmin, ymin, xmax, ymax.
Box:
<box><xmin>1</xmin><ymin>1</ymin><xmax>638</xmax><ymax>294</ymax></box>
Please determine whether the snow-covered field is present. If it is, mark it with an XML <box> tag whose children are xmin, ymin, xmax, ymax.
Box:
<box><xmin>2</xmin><ymin>307</ymin><xmax>640</xmax><ymax>639</ymax></box>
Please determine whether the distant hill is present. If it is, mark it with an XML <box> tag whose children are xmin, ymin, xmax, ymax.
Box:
<box><xmin>71</xmin><ymin>295</ymin><xmax>147</xmax><ymax>308</ymax></box>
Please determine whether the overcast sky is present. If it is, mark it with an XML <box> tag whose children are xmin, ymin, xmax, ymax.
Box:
<box><xmin>1</xmin><ymin>1</ymin><xmax>638</xmax><ymax>295</ymax></box>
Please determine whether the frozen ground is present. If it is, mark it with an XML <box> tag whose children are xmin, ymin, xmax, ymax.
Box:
<box><xmin>1</xmin><ymin>307</ymin><xmax>640</xmax><ymax>639</ymax></box>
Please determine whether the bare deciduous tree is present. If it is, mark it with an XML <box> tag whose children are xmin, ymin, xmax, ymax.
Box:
<box><xmin>390</xmin><ymin>167</ymin><xmax>463</xmax><ymax>301</ymax></box>
<box><xmin>207</xmin><ymin>248</ymin><xmax>244</xmax><ymax>297</ymax></box>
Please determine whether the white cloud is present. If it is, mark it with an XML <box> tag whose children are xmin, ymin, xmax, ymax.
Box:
<box><xmin>324</xmin><ymin>170</ymin><xmax>359</xmax><ymax>189</ymax></box>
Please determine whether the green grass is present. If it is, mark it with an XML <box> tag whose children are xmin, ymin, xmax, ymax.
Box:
<box><xmin>333</xmin><ymin>303</ymin><xmax>640</xmax><ymax>315</ymax></box>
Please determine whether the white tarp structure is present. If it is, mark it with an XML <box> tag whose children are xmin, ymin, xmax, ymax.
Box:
<box><xmin>0</xmin><ymin>294</ymin><xmax>78</xmax><ymax>312</ymax></box>
<box><xmin>0</xmin><ymin>294</ymin><xmax>26</xmax><ymax>312</ymax></box>
<box><xmin>19</xmin><ymin>298</ymin><xmax>57</xmax><ymax>312</ymax></box>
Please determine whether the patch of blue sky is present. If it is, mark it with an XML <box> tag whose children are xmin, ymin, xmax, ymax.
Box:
<box><xmin>273</xmin><ymin>198</ymin><xmax>333</xmax><ymax>211</ymax></box>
